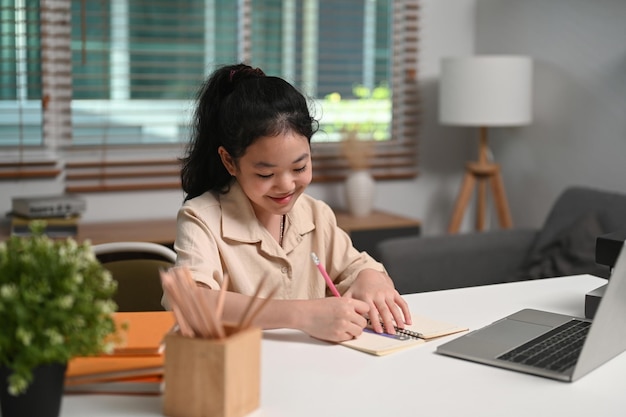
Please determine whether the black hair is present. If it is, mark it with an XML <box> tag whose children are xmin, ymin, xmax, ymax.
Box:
<box><xmin>180</xmin><ymin>63</ymin><xmax>319</xmax><ymax>200</ymax></box>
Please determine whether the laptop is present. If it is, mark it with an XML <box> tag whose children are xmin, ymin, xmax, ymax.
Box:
<box><xmin>436</xmin><ymin>245</ymin><xmax>626</xmax><ymax>382</ymax></box>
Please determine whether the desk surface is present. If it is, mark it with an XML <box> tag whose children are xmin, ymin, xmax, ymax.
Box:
<box><xmin>58</xmin><ymin>275</ymin><xmax>626</xmax><ymax>417</ymax></box>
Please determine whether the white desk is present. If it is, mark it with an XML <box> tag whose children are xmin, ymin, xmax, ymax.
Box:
<box><xmin>59</xmin><ymin>275</ymin><xmax>626</xmax><ymax>417</ymax></box>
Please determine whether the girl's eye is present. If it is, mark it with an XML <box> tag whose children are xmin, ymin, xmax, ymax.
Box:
<box><xmin>295</xmin><ymin>165</ymin><xmax>307</xmax><ymax>173</ymax></box>
<box><xmin>257</xmin><ymin>173</ymin><xmax>273</xmax><ymax>179</ymax></box>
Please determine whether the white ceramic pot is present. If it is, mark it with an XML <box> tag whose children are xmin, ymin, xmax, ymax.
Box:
<box><xmin>344</xmin><ymin>170</ymin><xmax>375</xmax><ymax>217</ymax></box>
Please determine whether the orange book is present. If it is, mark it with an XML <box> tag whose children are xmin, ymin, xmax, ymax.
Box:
<box><xmin>65</xmin><ymin>311</ymin><xmax>175</xmax><ymax>386</ymax></box>
<box><xmin>65</xmin><ymin>355</ymin><xmax>164</xmax><ymax>385</ymax></box>
<box><xmin>110</xmin><ymin>311</ymin><xmax>176</xmax><ymax>356</ymax></box>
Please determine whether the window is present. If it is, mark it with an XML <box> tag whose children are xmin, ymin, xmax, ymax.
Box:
<box><xmin>0</xmin><ymin>0</ymin><xmax>419</xmax><ymax>191</ymax></box>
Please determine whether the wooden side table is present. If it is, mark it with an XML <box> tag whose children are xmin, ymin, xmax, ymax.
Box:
<box><xmin>1</xmin><ymin>211</ymin><xmax>421</xmax><ymax>260</ymax></box>
<box><xmin>0</xmin><ymin>218</ymin><xmax>177</xmax><ymax>246</ymax></box>
<box><xmin>76</xmin><ymin>218</ymin><xmax>177</xmax><ymax>246</ymax></box>
<box><xmin>334</xmin><ymin>210</ymin><xmax>421</xmax><ymax>260</ymax></box>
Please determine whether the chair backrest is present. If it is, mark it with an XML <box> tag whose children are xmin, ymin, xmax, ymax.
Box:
<box><xmin>93</xmin><ymin>242</ymin><xmax>177</xmax><ymax>312</ymax></box>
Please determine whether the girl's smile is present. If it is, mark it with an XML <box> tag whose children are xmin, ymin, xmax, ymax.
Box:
<box><xmin>269</xmin><ymin>193</ymin><xmax>294</xmax><ymax>205</ymax></box>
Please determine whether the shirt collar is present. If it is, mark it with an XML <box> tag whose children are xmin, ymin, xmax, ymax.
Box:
<box><xmin>219</xmin><ymin>181</ymin><xmax>315</xmax><ymax>246</ymax></box>
<box><xmin>220</xmin><ymin>182</ymin><xmax>261</xmax><ymax>243</ymax></box>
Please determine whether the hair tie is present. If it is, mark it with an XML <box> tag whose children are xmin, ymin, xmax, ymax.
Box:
<box><xmin>229</xmin><ymin>67</ymin><xmax>265</xmax><ymax>83</ymax></box>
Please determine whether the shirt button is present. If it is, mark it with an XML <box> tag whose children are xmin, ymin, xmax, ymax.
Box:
<box><xmin>281</xmin><ymin>266</ymin><xmax>289</xmax><ymax>274</ymax></box>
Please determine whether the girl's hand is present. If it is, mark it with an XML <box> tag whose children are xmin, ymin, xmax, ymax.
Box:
<box><xmin>298</xmin><ymin>297</ymin><xmax>369</xmax><ymax>342</ymax></box>
<box><xmin>343</xmin><ymin>269</ymin><xmax>412</xmax><ymax>335</ymax></box>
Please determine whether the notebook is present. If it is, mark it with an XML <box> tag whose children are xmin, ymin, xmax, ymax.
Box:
<box><xmin>342</xmin><ymin>314</ymin><xmax>468</xmax><ymax>356</ymax></box>
<box><xmin>436</xmin><ymin>244</ymin><xmax>626</xmax><ymax>382</ymax></box>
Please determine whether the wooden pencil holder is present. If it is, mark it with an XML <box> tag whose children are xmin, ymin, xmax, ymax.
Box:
<box><xmin>163</xmin><ymin>326</ymin><xmax>262</xmax><ymax>417</ymax></box>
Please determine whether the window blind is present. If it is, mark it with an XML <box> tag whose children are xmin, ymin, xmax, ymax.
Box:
<box><xmin>311</xmin><ymin>0</ymin><xmax>420</xmax><ymax>181</ymax></box>
<box><xmin>1</xmin><ymin>0</ymin><xmax>420</xmax><ymax>192</ymax></box>
<box><xmin>0</xmin><ymin>0</ymin><xmax>61</xmax><ymax>179</ymax></box>
<box><xmin>64</xmin><ymin>0</ymin><xmax>203</xmax><ymax>192</ymax></box>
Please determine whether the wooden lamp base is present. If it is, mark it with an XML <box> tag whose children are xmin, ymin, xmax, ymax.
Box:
<box><xmin>447</xmin><ymin>127</ymin><xmax>513</xmax><ymax>234</ymax></box>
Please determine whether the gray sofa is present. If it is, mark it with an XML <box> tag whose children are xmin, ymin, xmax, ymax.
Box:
<box><xmin>378</xmin><ymin>186</ymin><xmax>626</xmax><ymax>294</ymax></box>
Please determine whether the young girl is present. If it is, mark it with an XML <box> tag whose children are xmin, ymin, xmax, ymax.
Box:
<box><xmin>174</xmin><ymin>63</ymin><xmax>411</xmax><ymax>342</ymax></box>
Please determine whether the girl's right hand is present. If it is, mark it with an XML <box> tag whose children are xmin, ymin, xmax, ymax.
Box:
<box><xmin>297</xmin><ymin>297</ymin><xmax>370</xmax><ymax>342</ymax></box>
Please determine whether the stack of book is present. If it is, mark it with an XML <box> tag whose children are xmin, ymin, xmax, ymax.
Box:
<box><xmin>10</xmin><ymin>215</ymin><xmax>81</xmax><ymax>238</ymax></box>
<box><xmin>64</xmin><ymin>311</ymin><xmax>175</xmax><ymax>395</ymax></box>
<box><xmin>9</xmin><ymin>194</ymin><xmax>86</xmax><ymax>238</ymax></box>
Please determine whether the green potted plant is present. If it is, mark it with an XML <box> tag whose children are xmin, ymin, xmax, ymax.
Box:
<box><xmin>0</xmin><ymin>221</ymin><xmax>118</xmax><ymax>417</ymax></box>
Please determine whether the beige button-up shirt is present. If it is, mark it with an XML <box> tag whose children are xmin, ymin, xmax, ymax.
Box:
<box><xmin>174</xmin><ymin>182</ymin><xmax>385</xmax><ymax>299</ymax></box>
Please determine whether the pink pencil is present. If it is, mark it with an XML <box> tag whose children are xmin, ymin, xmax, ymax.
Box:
<box><xmin>310</xmin><ymin>252</ymin><xmax>341</xmax><ymax>298</ymax></box>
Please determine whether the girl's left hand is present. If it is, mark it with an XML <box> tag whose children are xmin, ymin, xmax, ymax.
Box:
<box><xmin>343</xmin><ymin>269</ymin><xmax>412</xmax><ymax>334</ymax></box>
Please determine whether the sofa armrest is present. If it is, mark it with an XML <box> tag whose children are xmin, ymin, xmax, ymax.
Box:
<box><xmin>377</xmin><ymin>229</ymin><xmax>539</xmax><ymax>294</ymax></box>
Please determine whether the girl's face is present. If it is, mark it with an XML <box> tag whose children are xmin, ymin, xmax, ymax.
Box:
<box><xmin>219</xmin><ymin>130</ymin><xmax>312</xmax><ymax>220</ymax></box>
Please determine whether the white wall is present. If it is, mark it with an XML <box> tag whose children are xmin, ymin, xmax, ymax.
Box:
<box><xmin>476</xmin><ymin>0</ymin><xmax>626</xmax><ymax>229</ymax></box>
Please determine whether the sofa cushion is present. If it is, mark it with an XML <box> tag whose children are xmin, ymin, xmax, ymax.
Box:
<box><xmin>519</xmin><ymin>211</ymin><xmax>610</xmax><ymax>280</ymax></box>
<box><xmin>533</xmin><ymin>186</ymin><xmax>626</xmax><ymax>250</ymax></box>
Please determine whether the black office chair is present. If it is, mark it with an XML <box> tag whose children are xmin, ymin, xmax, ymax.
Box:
<box><xmin>93</xmin><ymin>241</ymin><xmax>176</xmax><ymax>312</ymax></box>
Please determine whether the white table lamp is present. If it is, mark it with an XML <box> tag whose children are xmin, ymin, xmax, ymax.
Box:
<box><xmin>439</xmin><ymin>55</ymin><xmax>532</xmax><ymax>233</ymax></box>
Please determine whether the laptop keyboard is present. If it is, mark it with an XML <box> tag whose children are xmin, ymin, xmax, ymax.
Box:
<box><xmin>497</xmin><ymin>319</ymin><xmax>591</xmax><ymax>373</ymax></box>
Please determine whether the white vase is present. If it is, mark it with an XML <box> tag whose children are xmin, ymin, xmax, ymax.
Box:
<box><xmin>344</xmin><ymin>170</ymin><xmax>375</xmax><ymax>217</ymax></box>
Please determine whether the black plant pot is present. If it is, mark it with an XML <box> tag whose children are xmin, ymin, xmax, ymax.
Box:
<box><xmin>0</xmin><ymin>362</ymin><xmax>67</xmax><ymax>417</ymax></box>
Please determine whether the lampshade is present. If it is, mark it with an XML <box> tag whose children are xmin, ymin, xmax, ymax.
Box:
<box><xmin>439</xmin><ymin>56</ymin><xmax>533</xmax><ymax>127</ymax></box>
